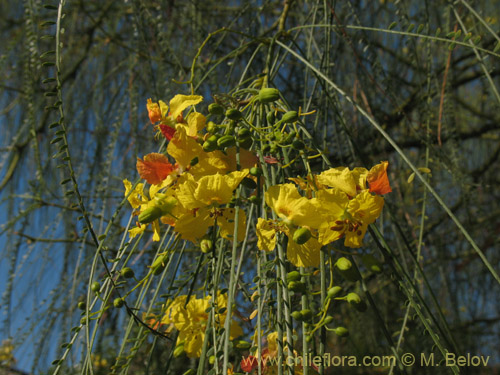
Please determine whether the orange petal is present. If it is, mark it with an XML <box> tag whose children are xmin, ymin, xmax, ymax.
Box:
<box><xmin>136</xmin><ymin>153</ymin><xmax>174</xmax><ymax>185</ymax></box>
<box><xmin>367</xmin><ymin>161</ymin><xmax>392</xmax><ymax>195</ymax></box>
<box><xmin>147</xmin><ymin>99</ymin><xmax>162</xmax><ymax>124</ymax></box>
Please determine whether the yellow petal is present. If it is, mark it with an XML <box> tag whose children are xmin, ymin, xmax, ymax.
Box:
<box><xmin>167</xmin><ymin>124</ymin><xmax>204</xmax><ymax>168</ymax></box>
<box><xmin>186</xmin><ymin>112</ymin><xmax>206</xmax><ymax>137</ymax></box>
<box><xmin>317</xmin><ymin>167</ymin><xmax>357</xmax><ymax>197</ymax></box>
<box><xmin>174</xmin><ymin>207</ymin><xmax>211</xmax><ymax>242</ymax></box>
<box><xmin>123</xmin><ymin>179</ymin><xmax>145</xmax><ymax>209</ymax></box>
<box><xmin>128</xmin><ymin>225</ymin><xmax>145</xmax><ymax>239</ymax></box>
<box><xmin>256</xmin><ymin>218</ymin><xmax>276</xmax><ymax>252</ymax></box>
<box><xmin>286</xmin><ymin>231</ymin><xmax>322</xmax><ymax>267</ymax></box>
<box><xmin>159</xmin><ymin>100</ymin><xmax>169</xmax><ymax>118</ymax></box>
<box><xmin>348</xmin><ymin>191</ymin><xmax>384</xmax><ymax>224</ymax></box>
<box><xmin>169</xmin><ymin>94</ymin><xmax>203</xmax><ymax>119</ymax></box>
<box><xmin>218</xmin><ymin>207</ymin><xmax>247</xmax><ymax>242</ymax></box>
<box><xmin>195</xmin><ymin>170</ymin><xmax>248</xmax><ymax>206</ymax></box>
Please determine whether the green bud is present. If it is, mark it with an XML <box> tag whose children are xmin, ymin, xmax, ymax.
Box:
<box><xmin>80</xmin><ymin>317</ymin><xmax>88</xmax><ymax>325</ymax></box>
<box><xmin>208</xmin><ymin>103</ymin><xmax>224</xmax><ymax>116</ymax></box>
<box><xmin>258</xmin><ymin>88</ymin><xmax>280</xmax><ymax>103</ymax></box>
<box><xmin>269</xmin><ymin>143</ymin><xmax>279</xmax><ymax>154</ymax></box>
<box><xmin>138</xmin><ymin>206</ymin><xmax>163</xmax><ymax>224</ymax></box>
<box><xmin>240</xmin><ymin>177</ymin><xmax>257</xmax><ymax>189</ymax></box>
<box><xmin>291</xmin><ymin>311</ymin><xmax>303</xmax><ymax>321</ymax></box>
<box><xmin>361</xmin><ymin>254</ymin><xmax>383</xmax><ymax>273</ymax></box>
<box><xmin>282</xmin><ymin>111</ymin><xmax>298</xmax><ymax>123</ymax></box>
<box><xmin>152</xmin><ymin>255</ymin><xmax>168</xmax><ymax>275</ymax></box>
<box><xmin>286</xmin><ymin>271</ymin><xmax>301</xmax><ymax>283</ymax></box>
<box><xmin>346</xmin><ymin>292</ymin><xmax>367</xmax><ymax>312</ymax></box>
<box><xmin>238</xmin><ymin>137</ymin><xmax>253</xmax><ymax>150</ymax></box>
<box><xmin>327</xmin><ymin>286</ymin><xmax>342</xmax><ymax>299</ymax></box>
<box><xmin>203</xmin><ymin>140</ymin><xmax>218</xmax><ymax>152</ymax></box>
<box><xmin>324</xmin><ymin>316</ymin><xmax>334</xmax><ymax>325</ymax></box>
<box><xmin>208</xmin><ymin>355</ymin><xmax>215</xmax><ymax>365</ymax></box>
<box><xmin>333</xmin><ymin>327</ymin><xmax>349</xmax><ymax>337</ymax></box>
<box><xmin>248</xmin><ymin>195</ymin><xmax>261</xmax><ymax>205</ymax></box>
<box><xmin>300</xmin><ymin>309</ymin><xmax>313</xmax><ymax>321</ymax></box>
<box><xmin>200</xmin><ymin>238</ymin><xmax>213</xmax><ymax>253</ymax></box>
<box><xmin>217</xmin><ymin>135</ymin><xmax>236</xmax><ymax>148</ymax></box>
<box><xmin>206</xmin><ymin>121</ymin><xmax>217</xmax><ymax>133</ymax></box>
<box><xmin>235</xmin><ymin>340</ymin><xmax>252</xmax><ymax>350</ymax></box>
<box><xmin>91</xmin><ymin>281</ymin><xmax>100</xmax><ymax>293</ymax></box>
<box><xmin>120</xmin><ymin>267</ymin><xmax>135</xmax><ymax>279</ymax></box>
<box><xmin>288</xmin><ymin>281</ymin><xmax>306</xmax><ymax>293</ymax></box>
<box><xmin>113</xmin><ymin>298</ymin><xmax>124</xmax><ymax>308</ymax></box>
<box><xmin>249</xmin><ymin>167</ymin><xmax>262</xmax><ymax>176</ymax></box>
<box><xmin>292</xmin><ymin>227</ymin><xmax>312</xmax><ymax>245</ymax></box>
<box><xmin>238</xmin><ymin>128</ymin><xmax>251</xmax><ymax>138</ymax></box>
<box><xmin>225</xmin><ymin>108</ymin><xmax>242</xmax><ymax>120</ymax></box>
<box><xmin>173</xmin><ymin>344</ymin><xmax>185</xmax><ymax>358</ymax></box>
<box><xmin>77</xmin><ymin>301</ymin><xmax>86</xmax><ymax>310</ymax></box>
<box><xmin>335</xmin><ymin>257</ymin><xmax>361</xmax><ymax>282</ymax></box>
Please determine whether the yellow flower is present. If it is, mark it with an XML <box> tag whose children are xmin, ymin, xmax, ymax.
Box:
<box><xmin>173</xmin><ymin>171</ymin><xmax>248</xmax><ymax>242</ymax></box>
<box><xmin>123</xmin><ymin>179</ymin><xmax>146</xmax><ymax>209</ymax></box>
<box><xmin>317</xmin><ymin>190</ymin><xmax>384</xmax><ymax>248</ymax></box>
<box><xmin>163</xmin><ymin>293</ymin><xmax>242</xmax><ymax>358</ymax></box>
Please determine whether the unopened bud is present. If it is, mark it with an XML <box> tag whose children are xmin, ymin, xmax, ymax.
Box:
<box><xmin>292</xmin><ymin>227</ymin><xmax>312</xmax><ymax>245</ymax></box>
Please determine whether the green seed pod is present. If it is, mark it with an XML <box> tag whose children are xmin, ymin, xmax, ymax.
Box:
<box><xmin>300</xmin><ymin>309</ymin><xmax>313</xmax><ymax>321</ymax></box>
<box><xmin>335</xmin><ymin>257</ymin><xmax>361</xmax><ymax>282</ymax></box>
<box><xmin>91</xmin><ymin>281</ymin><xmax>100</xmax><ymax>293</ymax></box>
<box><xmin>173</xmin><ymin>344</ymin><xmax>185</xmax><ymax>358</ymax></box>
<box><xmin>327</xmin><ymin>286</ymin><xmax>342</xmax><ymax>299</ymax></box>
<box><xmin>206</xmin><ymin>121</ymin><xmax>217</xmax><ymax>133</ymax></box>
<box><xmin>292</xmin><ymin>227</ymin><xmax>312</xmax><ymax>245</ymax></box>
<box><xmin>361</xmin><ymin>254</ymin><xmax>383</xmax><ymax>273</ymax></box>
<box><xmin>248</xmin><ymin>195</ymin><xmax>261</xmax><ymax>205</ymax></box>
<box><xmin>217</xmin><ymin>135</ymin><xmax>236</xmax><ymax>148</ymax></box>
<box><xmin>291</xmin><ymin>139</ymin><xmax>305</xmax><ymax>150</ymax></box>
<box><xmin>238</xmin><ymin>137</ymin><xmax>253</xmax><ymax>150</ymax></box>
<box><xmin>207</xmin><ymin>134</ymin><xmax>218</xmax><ymax>143</ymax></box>
<box><xmin>291</xmin><ymin>311</ymin><xmax>304</xmax><ymax>321</ymax></box>
<box><xmin>288</xmin><ymin>281</ymin><xmax>306</xmax><ymax>293</ymax></box>
<box><xmin>269</xmin><ymin>143</ymin><xmax>279</xmax><ymax>154</ymax></box>
<box><xmin>238</xmin><ymin>128</ymin><xmax>251</xmax><ymax>138</ymax></box>
<box><xmin>80</xmin><ymin>317</ymin><xmax>88</xmax><ymax>325</ymax></box>
<box><xmin>208</xmin><ymin>355</ymin><xmax>215</xmax><ymax>365</ymax></box>
<box><xmin>200</xmin><ymin>238</ymin><xmax>213</xmax><ymax>253</ymax></box>
<box><xmin>266</xmin><ymin>111</ymin><xmax>275</xmax><ymax>125</ymax></box>
<box><xmin>208</xmin><ymin>103</ymin><xmax>224</xmax><ymax>116</ymax></box>
<box><xmin>333</xmin><ymin>327</ymin><xmax>349</xmax><ymax>337</ymax></box>
<box><xmin>225</xmin><ymin>108</ymin><xmax>242</xmax><ymax>120</ymax></box>
<box><xmin>235</xmin><ymin>340</ymin><xmax>252</xmax><ymax>350</ymax></box>
<box><xmin>346</xmin><ymin>292</ymin><xmax>367</xmax><ymax>312</ymax></box>
<box><xmin>203</xmin><ymin>140</ymin><xmax>218</xmax><ymax>152</ymax></box>
<box><xmin>77</xmin><ymin>301</ymin><xmax>86</xmax><ymax>310</ymax></box>
<box><xmin>138</xmin><ymin>206</ymin><xmax>163</xmax><ymax>224</ymax></box>
<box><xmin>113</xmin><ymin>298</ymin><xmax>124</xmax><ymax>308</ymax></box>
<box><xmin>258</xmin><ymin>88</ymin><xmax>280</xmax><ymax>103</ymax></box>
<box><xmin>240</xmin><ymin>177</ymin><xmax>257</xmax><ymax>189</ymax></box>
<box><xmin>286</xmin><ymin>271</ymin><xmax>301</xmax><ymax>283</ymax></box>
<box><xmin>282</xmin><ymin>111</ymin><xmax>298</xmax><ymax>123</ymax></box>
<box><xmin>249</xmin><ymin>167</ymin><xmax>262</xmax><ymax>176</ymax></box>
<box><xmin>120</xmin><ymin>267</ymin><xmax>135</xmax><ymax>279</ymax></box>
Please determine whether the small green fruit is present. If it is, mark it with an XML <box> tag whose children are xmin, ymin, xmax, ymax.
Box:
<box><xmin>91</xmin><ymin>281</ymin><xmax>100</xmax><ymax>293</ymax></box>
<box><xmin>327</xmin><ymin>286</ymin><xmax>342</xmax><ymax>299</ymax></box>
<box><xmin>120</xmin><ymin>267</ymin><xmax>135</xmax><ymax>279</ymax></box>
<box><xmin>249</xmin><ymin>167</ymin><xmax>262</xmax><ymax>176</ymax></box>
<box><xmin>288</xmin><ymin>281</ymin><xmax>306</xmax><ymax>293</ymax></box>
<box><xmin>225</xmin><ymin>108</ymin><xmax>242</xmax><ymax>120</ymax></box>
<box><xmin>286</xmin><ymin>271</ymin><xmax>301</xmax><ymax>283</ymax></box>
<box><xmin>362</xmin><ymin>254</ymin><xmax>383</xmax><ymax>273</ymax></box>
<box><xmin>203</xmin><ymin>140</ymin><xmax>218</xmax><ymax>152</ymax></box>
<box><xmin>217</xmin><ymin>135</ymin><xmax>236</xmax><ymax>148</ymax></box>
<box><xmin>292</xmin><ymin>227</ymin><xmax>312</xmax><ymax>245</ymax></box>
<box><xmin>138</xmin><ymin>206</ymin><xmax>163</xmax><ymax>224</ymax></box>
<box><xmin>258</xmin><ymin>88</ymin><xmax>280</xmax><ymax>103</ymax></box>
<box><xmin>208</xmin><ymin>103</ymin><xmax>224</xmax><ymax>116</ymax></box>
<box><xmin>238</xmin><ymin>128</ymin><xmax>251</xmax><ymax>138</ymax></box>
<box><xmin>291</xmin><ymin>311</ymin><xmax>304</xmax><ymax>321</ymax></box>
<box><xmin>300</xmin><ymin>309</ymin><xmax>313</xmax><ymax>321</ymax></box>
<box><xmin>346</xmin><ymin>292</ymin><xmax>367</xmax><ymax>312</ymax></box>
<box><xmin>335</xmin><ymin>257</ymin><xmax>361</xmax><ymax>282</ymax></box>
<box><xmin>77</xmin><ymin>301</ymin><xmax>86</xmax><ymax>310</ymax></box>
<box><xmin>333</xmin><ymin>327</ymin><xmax>349</xmax><ymax>337</ymax></box>
<box><xmin>235</xmin><ymin>340</ymin><xmax>252</xmax><ymax>350</ymax></box>
<box><xmin>282</xmin><ymin>111</ymin><xmax>298</xmax><ymax>123</ymax></box>
<box><xmin>206</xmin><ymin>121</ymin><xmax>217</xmax><ymax>133</ymax></box>
<box><xmin>173</xmin><ymin>344</ymin><xmax>185</xmax><ymax>358</ymax></box>
<box><xmin>200</xmin><ymin>238</ymin><xmax>213</xmax><ymax>253</ymax></box>
<box><xmin>113</xmin><ymin>298</ymin><xmax>124</xmax><ymax>308</ymax></box>
<box><xmin>324</xmin><ymin>316</ymin><xmax>334</xmax><ymax>325</ymax></box>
